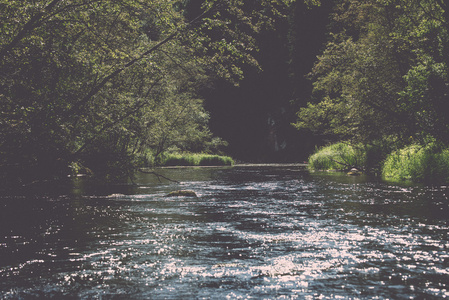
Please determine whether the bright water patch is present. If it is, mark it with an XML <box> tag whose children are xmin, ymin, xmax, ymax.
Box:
<box><xmin>1</xmin><ymin>165</ymin><xmax>448</xmax><ymax>299</ymax></box>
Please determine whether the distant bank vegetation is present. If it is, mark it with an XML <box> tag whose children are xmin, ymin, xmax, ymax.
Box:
<box><xmin>156</xmin><ymin>153</ymin><xmax>234</xmax><ymax>167</ymax></box>
<box><xmin>308</xmin><ymin>142</ymin><xmax>366</xmax><ymax>172</ymax></box>
<box><xmin>308</xmin><ymin>142</ymin><xmax>449</xmax><ymax>184</ymax></box>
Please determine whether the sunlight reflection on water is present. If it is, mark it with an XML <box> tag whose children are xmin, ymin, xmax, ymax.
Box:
<box><xmin>1</xmin><ymin>165</ymin><xmax>449</xmax><ymax>299</ymax></box>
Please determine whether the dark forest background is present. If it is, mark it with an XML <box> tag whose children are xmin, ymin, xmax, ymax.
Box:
<box><xmin>201</xmin><ymin>1</ymin><xmax>333</xmax><ymax>162</ymax></box>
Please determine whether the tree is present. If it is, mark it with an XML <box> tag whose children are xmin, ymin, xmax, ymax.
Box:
<box><xmin>393</xmin><ymin>0</ymin><xmax>449</xmax><ymax>145</ymax></box>
<box><xmin>0</xmin><ymin>0</ymin><xmax>292</xmax><ymax>186</ymax></box>
<box><xmin>294</xmin><ymin>0</ymin><xmax>449</xmax><ymax>147</ymax></box>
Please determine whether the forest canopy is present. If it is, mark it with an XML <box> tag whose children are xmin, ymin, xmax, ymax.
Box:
<box><xmin>0</xmin><ymin>0</ymin><xmax>291</xmax><ymax>186</ymax></box>
<box><xmin>294</xmin><ymin>0</ymin><xmax>449</xmax><ymax>148</ymax></box>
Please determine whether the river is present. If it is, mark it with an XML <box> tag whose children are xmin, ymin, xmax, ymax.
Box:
<box><xmin>1</xmin><ymin>164</ymin><xmax>448</xmax><ymax>299</ymax></box>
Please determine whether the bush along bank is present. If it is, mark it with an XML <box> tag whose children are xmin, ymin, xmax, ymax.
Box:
<box><xmin>159</xmin><ymin>153</ymin><xmax>234</xmax><ymax>167</ymax></box>
<box><xmin>308</xmin><ymin>142</ymin><xmax>367</xmax><ymax>172</ymax></box>
<box><xmin>308</xmin><ymin>141</ymin><xmax>449</xmax><ymax>183</ymax></box>
<box><xmin>382</xmin><ymin>143</ymin><xmax>449</xmax><ymax>184</ymax></box>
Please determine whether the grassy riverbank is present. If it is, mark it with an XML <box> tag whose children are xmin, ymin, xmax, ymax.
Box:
<box><xmin>308</xmin><ymin>142</ymin><xmax>366</xmax><ymax>171</ymax></box>
<box><xmin>308</xmin><ymin>141</ymin><xmax>449</xmax><ymax>183</ymax></box>
<box><xmin>382</xmin><ymin>143</ymin><xmax>449</xmax><ymax>183</ymax></box>
<box><xmin>158</xmin><ymin>153</ymin><xmax>234</xmax><ymax>167</ymax></box>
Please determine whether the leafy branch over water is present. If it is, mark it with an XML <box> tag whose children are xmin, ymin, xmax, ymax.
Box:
<box><xmin>0</xmin><ymin>0</ymin><xmax>290</xmax><ymax>187</ymax></box>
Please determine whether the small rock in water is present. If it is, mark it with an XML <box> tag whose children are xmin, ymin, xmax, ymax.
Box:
<box><xmin>347</xmin><ymin>168</ymin><xmax>362</xmax><ymax>176</ymax></box>
<box><xmin>166</xmin><ymin>190</ymin><xmax>198</xmax><ymax>197</ymax></box>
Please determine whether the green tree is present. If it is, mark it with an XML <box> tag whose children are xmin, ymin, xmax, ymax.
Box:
<box><xmin>393</xmin><ymin>0</ymin><xmax>449</xmax><ymax>145</ymax></box>
<box><xmin>0</xmin><ymin>0</ymin><xmax>292</xmax><ymax>186</ymax></box>
<box><xmin>294</xmin><ymin>0</ymin><xmax>449</xmax><ymax>147</ymax></box>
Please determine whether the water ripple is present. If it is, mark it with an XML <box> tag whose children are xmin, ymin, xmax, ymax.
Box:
<box><xmin>1</xmin><ymin>166</ymin><xmax>448</xmax><ymax>299</ymax></box>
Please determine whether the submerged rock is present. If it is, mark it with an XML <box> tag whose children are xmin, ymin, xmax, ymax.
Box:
<box><xmin>166</xmin><ymin>190</ymin><xmax>198</xmax><ymax>197</ymax></box>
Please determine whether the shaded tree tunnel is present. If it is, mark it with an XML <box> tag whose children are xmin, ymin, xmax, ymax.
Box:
<box><xmin>202</xmin><ymin>1</ymin><xmax>332</xmax><ymax>162</ymax></box>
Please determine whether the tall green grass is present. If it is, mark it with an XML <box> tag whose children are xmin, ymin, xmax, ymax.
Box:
<box><xmin>308</xmin><ymin>142</ymin><xmax>366</xmax><ymax>171</ymax></box>
<box><xmin>160</xmin><ymin>153</ymin><xmax>234</xmax><ymax>167</ymax></box>
<box><xmin>382</xmin><ymin>143</ymin><xmax>449</xmax><ymax>183</ymax></box>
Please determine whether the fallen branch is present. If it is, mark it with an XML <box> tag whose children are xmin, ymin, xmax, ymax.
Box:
<box><xmin>138</xmin><ymin>169</ymin><xmax>180</xmax><ymax>183</ymax></box>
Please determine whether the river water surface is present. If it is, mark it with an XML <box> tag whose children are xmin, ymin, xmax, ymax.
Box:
<box><xmin>1</xmin><ymin>165</ymin><xmax>449</xmax><ymax>299</ymax></box>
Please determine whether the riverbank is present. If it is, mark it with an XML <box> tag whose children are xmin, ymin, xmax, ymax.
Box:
<box><xmin>308</xmin><ymin>141</ymin><xmax>449</xmax><ymax>184</ymax></box>
<box><xmin>382</xmin><ymin>143</ymin><xmax>449</xmax><ymax>183</ymax></box>
<box><xmin>156</xmin><ymin>163</ymin><xmax>308</xmax><ymax>169</ymax></box>
<box><xmin>155</xmin><ymin>153</ymin><xmax>234</xmax><ymax>167</ymax></box>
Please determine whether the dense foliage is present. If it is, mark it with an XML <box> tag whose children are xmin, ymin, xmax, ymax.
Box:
<box><xmin>308</xmin><ymin>142</ymin><xmax>366</xmax><ymax>171</ymax></box>
<box><xmin>294</xmin><ymin>0</ymin><xmax>449</xmax><ymax>148</ymax></box>
<box><xmin>294</xmin><ymin>0</ymin><xmax>449</xmax><ymax>182</ymax></box>
<box><xmin>382</xmin><ymin>142</ymin><xmax>449</xmax><ymax>183</ymax></box>
<box><xmin>3</xmin><ymin>0</ymin><xmax>448</xmax><ymax>185</ymax></box>
<box><xmin>0</xmin><ymin>0</ymin><xmax>291</xmax><ymax>186</ymax></box>
<box><xmin>159</xmin><ymin>153</ymin><xmax>234</xmax><ymax>166</ymax></box>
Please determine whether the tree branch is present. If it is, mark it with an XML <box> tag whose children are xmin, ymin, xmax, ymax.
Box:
<box><xmin>65</xmin><ymin>2</ymin><xmax>217</xmax><ymax>117</ymax></box>
<box><xmin>0</xmin><ymin>0</ymin><xmax>62</xmax><ymax>61</ymax></box>
<box><xmin>71</xmin><ymin>77</ymin><xmax>163</xmax><ymax>157</ymax></box>
<box><xmin>138</xmin><ymin>169</ymin><xmax>180</xmax><ymax>183</ymax></box>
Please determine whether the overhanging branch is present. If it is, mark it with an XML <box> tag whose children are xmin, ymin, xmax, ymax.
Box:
<box><xmin>139</xmin><ymin>169</ymin><xmax>180</xmax><ymax>183</ymax></box>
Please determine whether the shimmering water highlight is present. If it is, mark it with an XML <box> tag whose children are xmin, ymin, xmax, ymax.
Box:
<box><xmin>1</xmin><ymin>165</ymin><xmax>448</xmax><ymax>299</ymax></box>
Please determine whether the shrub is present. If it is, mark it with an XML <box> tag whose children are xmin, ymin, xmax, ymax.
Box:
<box><xmin>198</xmin><ymin>155</ymin><xmax>234</xmax><ymax>166</ymax></box>
<box><xmin>160</xmin><ymin>153</ymin><xmax>234</xmax><ymax>166</ymax></box>
<box><xmin>308</xmin><ymin>142</ymin><xmax>366</xmax><ymax>171</ymax></box>
<box><xmin>161</xmin><ymin>153</ymin><xmax>197</xmax><ymax>166</ymax></box>
<box><xmin>382</xmin><ymin>143</ymin><xmax>449</xmax><ymax>183</ymax></box>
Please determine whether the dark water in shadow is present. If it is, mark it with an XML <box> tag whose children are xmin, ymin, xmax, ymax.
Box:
<box><xmin>1</xmin><ymin>165</ymin><xmax>448</xmax><ymax>299</ymax></box>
